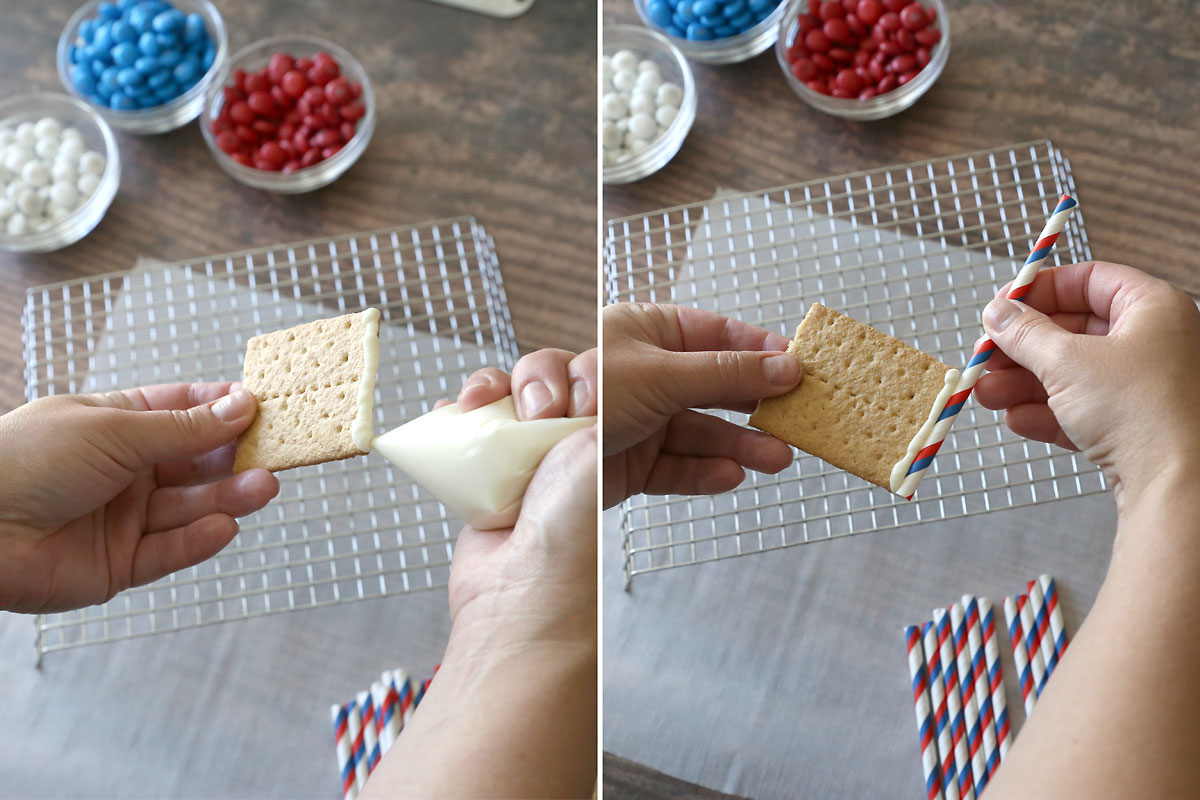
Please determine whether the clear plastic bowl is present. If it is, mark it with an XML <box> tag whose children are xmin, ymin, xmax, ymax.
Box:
<box><xmin>775</xmin><ymin>0</ymin><xmax>949</xmax><ymax>120</ymax></box>
<box><xmin>57</xmin><ymin>0</ymin><xmax>228</xmax><ymax>135</ymax></box>
<box><xmin>199</xmin><ymin>35</ymin><xmax>375</xmax><ymax>194</ymax></box>
<box><xmin>633</xmin><ymin>0</ymin><xmax>789</xmax><ymax>65</ymax></box>
<box><xmin>0</xmin><ymin>93</ymin><xmax>120</xmax><ymax>254</ymax></box>
<box><xmin>603</xmin><ymin>25</ymin><xmax>697</xmax><ymax>185</ymax></box>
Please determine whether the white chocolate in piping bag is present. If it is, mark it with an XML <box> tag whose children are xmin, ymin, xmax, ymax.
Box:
<box><xmin>371</xmin><ymin>396</ymin><xmax>596</xmax><ymax>531</ymax></box>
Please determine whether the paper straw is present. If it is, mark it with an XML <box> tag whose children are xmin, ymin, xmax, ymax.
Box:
<box><xmin>979</xmin><ymin>598</ymin><xmax>1011</xmax><ymax>762</ymax></box>
<box><xmin>923</xmin><ymin>620</ymin><xmax>960</xmax><ymax>800</ymax></box>
<box><xmin>1017</xmin><ymin>595</ymin><xmax>1049</xmax><ymax>697</ymax></box>
<box><xmin>936</xmin><ymin>609</ymin><xmax>975</xmax><ymax>799</ymax></box>
<box><xmin>371</xmin><ymin>680</ymin><xmax>397</xmax><ymax>756</ymax></box>
<box><xmin>393</xmin><ymin>669</ymin><xmax>415</xmax><ymax>729</ymax></box>
<box><xmin>963</xmin><ymin>597</ymin><xmax>998</xmax><ymax>782</ymax></box>
<box><xmin>1039</xmin><ymin>574</ymin><xmax>1069</xmax><ymax>660</ymax></box>
<box><xmin>906</xmin><ymin>625</ymin><xmax>945</xmax><ymax>800</ymax></box>
<box><xmin>380</xmin><ymin>671</ymin><xmax>402</xmax><ymax>747</ymax></box>
<box><xmin>951</xmin><ymin>603</ymin><xmax>988</xmax><ymax>793</ymax></box>
<box><xmin>897</xmin><ymin>194</ymin><xmax>1079</xmax><ymax>498</ymax></box>
<box><xmin>1003</xmin><ymin>596</ymin><xmax>1036</xmax><ymax>716</ymax></box>
<box><xmin>357</xmin><ymin>690</ymin><xmax>380</xmax><ymax>774</ymax></box>
<box><xmin>346</xmin><ymin>699</ymin><xmax>368</xmax><ymax>792</ymax></box>
<box><xmin>1026</xmin><ymin>578</ymin><xmax>1059</xmax><ymax>682</ymax></box>
<box><xmin>331</xmin><ymin>704</ymin><xmax>357</xmax><ymax>800</ymax></box>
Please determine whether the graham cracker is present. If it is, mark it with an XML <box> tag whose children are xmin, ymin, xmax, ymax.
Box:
<box><xmin>749</xmin><ymin>303</ymin><xmax>953</xmax><ymax>491</ymax></box>
<box><xmin>234</xmin><ymin>311</ymin><xmax>377</xmax><ymax>473</ymax></box>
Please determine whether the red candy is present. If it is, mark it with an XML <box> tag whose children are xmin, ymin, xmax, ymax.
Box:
<box><xmin>211</xmin><ymin>51</ymin><xmax>364</xmax><ymax>173</ymax></box>
<box><xmin>855</xmin><ymin>0</ymin><xmax>882</xmax><ymax>24</ymax></box>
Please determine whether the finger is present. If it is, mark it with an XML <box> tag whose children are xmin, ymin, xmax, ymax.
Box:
<box><xmin>434</xmin><ymin>399</ymin><xmax>453</xmax><ymax>409</ymax></box>
<box><xmin>96</xmin><ymin>382</ymin><xmax>240</xmax><ymax>412</ymax></box>
<box><xmin>566</xmin><ymin>348</ymin><xmax>598</xmax><ymax>417</ymax></box>
<box><xmin>668</xmin><ymin>305</ymin><xmax>793</xmax><ymax>352</ymax></box>
<box><xmin>456</xmin><ymin>367</ymin><xmax>512</xmax><ymax>411</ymax></box>
<box><xmin>642</xmin><ymin>453</ymin><xmax>747</xmax><ymax>496</ymax></box>
<box><xmin>146</xmin><ymin>469</ymin><xmax>279</xmax><ymax>532</ymax></box>
<box><xmin>994</xmin><ymin>261</ymin><xmax>1168</xmax><ymax>322</ymax></box>
<box><xmin>981</xmin><ymin>299</ymin><xmax>1078</xmax><ymax>387</ymax></box>
<box><xmin>155</xmin><ymin>441</ymin><xmax>238</xmax><ymax>486</ymax></box>
<box><xmin>110</xmin><ymin>389</ymin><xmax>259</xmax><ymax>466</ymax></box>
<box><xmin>1004</xmin><ymin>404</ymin><xmax>1077</xmax><ymax>450</ymax></box>
<box><xmin>976</xmin><ymin>311</ymin><xmax>1109</xmax><ymax>372</ymax></box>
<box><xmin>130</xmin><ymin>514</ymin><xmax>241</xmax><ymax>588</ymax></box>
<box><xmin>664</xmin><ymin>411</ymin><xmax>794</xmax><ymax>474</ymax></box>
<box><xmin>650</xmin><ymin>348</ymin><xmax>803</xmax><ymax>410</ymax></box>
<box><xmin>974</xmin><ymin>368</ymin><xmax>1049</xmax><ymax>410</ymax></box>
<box><xmin>512</xmin><ymin>349</ymin><xmax>575</xmax><ymax>420</ymax></box>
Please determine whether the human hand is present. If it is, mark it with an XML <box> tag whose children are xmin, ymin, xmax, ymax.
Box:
<box><xmin>442</xmin><ymin>348</ymin><xmax>598</xmax><ymax>648</ymax></box>
<box><xmin>974</xmin><ymin>261</ymin><xmax>1200</xmax><ymax>503</ymax></box>
<box><xmin>602</xmin><ymin>302</ymin><xmax>803</xmax><ymax>508</ymax></box>
<box><xmin>0</xmin><ymin>383</ymin><xmax>279</xmax><ymax>614</ymax></box>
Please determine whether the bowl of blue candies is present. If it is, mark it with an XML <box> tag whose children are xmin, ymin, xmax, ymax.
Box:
<box><xmin>634</xmin><ymin>0</ymin><xmax>790</xmax><ymax>64</ymax></box>
<box><xmin>57</xmin><ymin>0</ymin><xmax>228</xmax><ymax>134</ymax></box>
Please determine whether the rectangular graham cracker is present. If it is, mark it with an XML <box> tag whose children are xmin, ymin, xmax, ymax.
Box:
<box><xmin>749</xmin><ymin>303</ymin><xmax>953</xmax><ymax>491</ymax></box>
<box><xmin>234</xmin><ymin>310</ymin><xmax>379</xmax><ymax>473</ymax></box>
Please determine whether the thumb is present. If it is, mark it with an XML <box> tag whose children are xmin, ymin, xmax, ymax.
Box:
<box><xmin>981</xmin><ymin>298</ymin><xmax>1074</xmax><ymax>383</ymax></box>
<box><xmin>656</xmin><ymin>350</ymin><xmax>802</xmax><ymax>410</ymax></box>
<box><xmin>117</xmin><ymin>389</ymin><xmax>258</xmax><ymax>464</ymax></box>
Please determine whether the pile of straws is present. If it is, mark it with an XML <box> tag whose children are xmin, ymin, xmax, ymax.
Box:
<box><xmin>904</xmin><ymin>575</ymin><xmax>1069</xmax><ymax>799</ymax></box>
<box><xmin>331</xmin><ymin>667</ymin><xmax>435</xmax><ymax>800</ymax></box>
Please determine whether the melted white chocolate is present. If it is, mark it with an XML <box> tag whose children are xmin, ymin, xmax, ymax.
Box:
<box><xmin>351</xmin><ymin>308</ymin><xmax>381</xmax><ymax>453</ymax></box>
<box><xmin>889</xmin><ymin>368</ymin><xmax>960</xmax><ymax>495</ymax></box>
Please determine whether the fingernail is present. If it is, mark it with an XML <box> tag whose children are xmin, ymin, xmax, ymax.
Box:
<box><xmin>212</xmin><ymin>390</ymin><xmax>253</xmax><ymax>422</ymax></box>
<box><xmin>983</xmin><ymin>299</ymin><xmax>1023</xmax><ymax>332</ymax></box>
<box><xmin>571</xmin><ymin>379</ymin><xmax>591</xmax><ymax>414</ymax></box>
<box><xmin>762</xmin><ymin>354</ymin><xmax>801</xmax><ymax>387</ymax></box>
<box><xmin>462</xmin><ymin>374</ymin><xmax>491</xmax><ymax>392</ymax></box>
<box><xmin>519</xmin><ymin>381</ymin><xmax>552</xmax><ymax>418</ymax></box>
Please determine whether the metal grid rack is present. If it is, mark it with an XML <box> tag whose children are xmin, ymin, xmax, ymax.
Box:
<box><xmin>605</xmin><ymin>140</ymin><xmax>1105</xmax><ymax>584</ymax></box>
<box><xmin>23</xmin><ymin>216</ymin><xmax>518</xmax><ymax>657</ymax></box>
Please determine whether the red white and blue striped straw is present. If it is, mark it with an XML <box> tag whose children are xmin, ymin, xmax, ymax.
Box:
<box><xmin>1039</xmin><ymin>575</ymin><xmax>1069</xmax><ymax>661</ymax></box>
<box><xmin>1003</xmin><ymin>596</ymin><xmax>1037</xmax><ymax>716</ymax></box>
<box><xmin>923</xmin><ymin>620</ymin><xmax>960</xmax><ymax>800</ymax></box>
<box><xmin>936</xmin><ymin>608</ymin><xmax>975</xmax><ymax>799</ymax></box>
<box><xmin>331</xmin><ymin>704</ymin><xmax>357</xmax><ymax>800</ymax></box>
<box><xmin>381</xmin><ymin>671</ymin><xmax>403</xmax><ymax>744</ymax></box>
<box><xmin>897</xmin><ymin>194</ymin><xmax>1080</xmax><ymax>498</ymax></box>
<box><xmin>394</xmin><ymin>670</ymin><xmax>415</xmax><ymax>729</ymax></box>
<box><xmin>1026</xmin><ymin>579</ymin><xmax>1058</xmax><ymax>680</ymax></box>
<box><xmin>1017</xmin><ymin>595</ymin><xmax>1049</xmax><ymax>697</ymax></box>
<box><xmin>906</xmin><ymin>625</ymin><xmax>945</xmax><ymax>800</ymax></box>
<box><xmin>357</xmin><ymin>690</ymin><xmax>380</xmax><ymax>774</ymax></box>
<box><xmin>979</xmin><ymin>598</ymin><xmax>1011</xmax><ymax>762</ymax></box>
<box><xmin>950</xmin><ymin>603</ymin><xmax>988</xmax><ymax>794</ymax></box>
<box><xmin>963</xmin><ymin>597</ymin><xmax>999</xmax><ymax>781</ymax></box>
<box><xmin>371</xmin><ymin>680</ymin><xmax>397</xmax><ymax>756</ymax></box>
<box><xmin>346</xmin><ymin>699</ymin><xmax>368</xmax><ymax>792</ymax></box>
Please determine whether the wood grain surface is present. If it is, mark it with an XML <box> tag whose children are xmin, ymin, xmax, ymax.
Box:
<box><xmin>604</xmin><ymin>1</ymin><xmax>1200</xmax><ymax>298</ymax></box>
<box><xmin>0</xmin><ymin>0</ymin><xmax>597</xmax><ymax>414</ymax></box>
<box><xmin>604</xmin><ymin>753</ymin><xmax>751</xmax><ymax>799</ymax></box>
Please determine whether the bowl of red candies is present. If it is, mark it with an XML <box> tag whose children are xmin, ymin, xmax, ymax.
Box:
<box><xmin>200</xmin><ymin>35</ymin><xmax>374</xmax><ymax>193</ymax></box>
<box><xmin>776</xmin><ymin>0</ymin><xmax>948</xmax><ymax>120</ymax></box>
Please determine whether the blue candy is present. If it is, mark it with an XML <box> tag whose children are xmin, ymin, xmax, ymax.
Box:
<box><xmin>72</xmin><ymin>67</ymin><xmax>97</xmax><ymax>94</ymax></box>
<box><xmin>648</xmin><ymin>0</ymin><xmax>780</xmax><ymax>39</ymax></box>
<box><xmin>183</xmin><ymin>13</ymin><xmax>206</xmax><ymax>43</ymax></box>
<box><xmin>729</xmin><ymin>11</ymin><xmax>754</xmax><ymax>27</ymax></box>
<box><xmin>154</xmin><ymin>82</ymin><xmax>180</xmax><ymax>101</ymax></box>
<box><xmin>201</xmin><ymin>45</ymin><xmax>215</xmax><ymax>70</ymax></box>
<box><xmin>646</xmin><ymin>0</ymin><xmax>673</xmax><ymax>27</ymax></box>
<box><xmin>137</xmin><ymin>94</ymin><xmax>161</xmax><ymax>108</ymax></box>
<box><xmin>91</xmin><ymin>59</ymin><xmax>110</xmax><ymax>76</ymax></box>
<box><xmin>116</xmin><ymin>66</ymin><xmax>143</xmax><ymax>86</ymax></box>
<box><xmin>698</xmin><ymin>13</ymin><xmax>725</xmax><ymax>27</ymax></box>
<box><xmin>152</xmin><ymin>9</ymin><xmax>185</xmax><ymax>32</ymax></box>
<box><xmin>722</xmin><ymin>0</ymin><xmax>747</xmax><ymax>16</ymax></box>
<box><xmin>111</xmin><ymin>41</ymin><xmax>138</xmax><ymax>66</ymax></box>
<box><xmin>99</xmin><ymin>66</ymin><xmax>120</xmax><ymax>91</ymax></box>
<box><xmin>110</xmin><ymin>20</ymin><xmax>136</xmax><ymax>42</ymax></box>
<box><xmin>138</xmin><ymin>31</ymin><xmax>160</xmax><ymax>55</ymax></box>
<box><xmin>93</xmin><ymin>22</ymin><xmax>113</xmax><ymax>51</ymax></box>
<box><xmin>147</xmin><ymin>68</ymin><xmax>172</xmax><ymax>88</ymax></box>
<box><xmin>118</xmin><ymin>0</ymin><xmax>138</xmax><ymax>9</ymax></box>
<box><xmin>686</xmin><ymin>22</ymin><xmax>714</xmax><ymax>40</ymax></box>
<box><xmin>134</xmin><ymin>55</ymin><xmax>158</xmax><ymax>73</ymax></box>
<box><xmin>692</xmin><ymin>0</ymin><xmax>719</xmax><ymax>15</ymax></box>
<box><xmin>80</xmin><ymin>19</ymin><xmax>98</xmax><ymax>40</ymax></box>
<box><xmin>127</xmin><ymin>3</ymin><xmax>157</xmax><ymax>32</ymax></box>
<box><xmin>157</xmin><ymin>47</ymin><xmax>181</xmax><ymax>67</ymax></box>
<box><xmin>97</xmin><ymin>2</ymin><xmax>121</xmax><ymax>20</ymax></box>
<box><xmin>173</xmin><ymin>59</ymin><xmax>198</xmax><ymax>84</ymax></box>
<box><xmin>748</xmin><ymin>0</ymin><xmax>776</xmax><ymax>10</ymax></box>
<box><xmin>109</xmin><ymin>93</ymin><xmax>137</xmax><ymax>110</ymax></box>
<box><xmin>156</xmin><ymin>32</ymin><xmax>179</xmax><ymax>47</ymax></box>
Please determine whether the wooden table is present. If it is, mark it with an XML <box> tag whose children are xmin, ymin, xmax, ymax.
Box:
<box><xmin>0</xmin><ymin>0</ymin><xmax>597</xmax><ymax>414</ymax></box>
<box><xmin>602</xmin><ymin>1</ymin><xmax>1199</xmax><ymax>796</ymax></box>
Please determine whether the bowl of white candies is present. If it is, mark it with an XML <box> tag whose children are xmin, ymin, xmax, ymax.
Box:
<box><xmin>603</xmin><ymin>25</ymin><xmax>696</xmax><ymax>185</ymax></box>
<box><xmin>0</xmin><ymin>93</ymin><xmax>119</xmax><ymax>253</ymax></box>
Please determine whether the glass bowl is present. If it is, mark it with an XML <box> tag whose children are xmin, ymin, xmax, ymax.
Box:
<box><xmin>775</xmin><ymin>0</ymin><xmax>949</xmax><ymax>120</ymax></box>
<box><xmin>633</xmin><ymin>0</ymin><xmax>789</xmax><ymax>65</ymax></box>
<box><xmin>0</xmin><ymin>93</ymin><xmax>120</xmax><ymax>254</ymax></box>
<box><xmin>199</xmin><ymin>35</ymin><xmax>376</xmax><ymax>194</ymax></box>
<box><xmin>57</xmin><ymin>0</ymin><xmax>228</xmax><ymax>135</ymax></box>
<box><xmin>603</xmin><ymin>25</ymin><xmax>697</xmax><ymax>185</ymax></box>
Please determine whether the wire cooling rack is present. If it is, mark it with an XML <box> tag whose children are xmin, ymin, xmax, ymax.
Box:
<box><xmin>605</xmin><ymin>140</ymin><xmax>1105</xmax><ymax>585</ymax></box>
<box><xmin>23</xmin><ymin>216</ymin><xmax>517</xmax><ymax>659</ymax></box>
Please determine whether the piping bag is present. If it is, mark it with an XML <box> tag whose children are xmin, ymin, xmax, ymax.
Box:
<box><xmin>371</xmin><ymin>396</ymin><xmax>596</xmax><ymax>530</ymax></box>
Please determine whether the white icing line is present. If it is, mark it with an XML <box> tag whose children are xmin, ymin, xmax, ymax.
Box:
<box><xmin>889</xmin><ymin>368</ymin><xmax>960</xmax><ymax>495</ymax></box>
<box><xmin>351</xmin><ymin>308</ymin><xmax>381</xmax><ymax>453</ymax></box>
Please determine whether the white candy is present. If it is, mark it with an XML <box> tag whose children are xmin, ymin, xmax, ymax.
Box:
<box><xmin>50</xmin><ymin>181</ymin><xmax>78</xmax><ymax>209</ymax></box>
<box><xmin>51</xmin><ymin>159</ymin><xmax>76</xmax><ymax>183</ymax></box>
<box><xmin>628</xmin><ymin>113</ymin><xmax>656</xmax><ymax>139</ymax></box>
<box><xmin>15</xmin><ymin>122</ymin><xmax>37</xmax><ymax>146</ymax></box>
<box><xmin>601</xmin><ymin>122</ymin><xmax>622</xmax><ymax>149</ymax></box>
<box><xmin>33</xmin><ymin>117</ymin><xmax>61</xmax><ymax>140</ymax></box>
<box><xmin>35</xmin><ymin>219</ymin><xmax>53</xmax><ymax>232</ymax></box>
<box><xmin>616</xmin><ymin>117</ymin><xmax>629</xmax><ymax>132</ymax></box>
<box><xmin>611</xmin><ymin>50</ymin><xmax>638</xmax><ymax>72</ymax></box>
<box><xmin>77</xmin><ymin>172</ymin><xmax>100</xmax><ymax>196</ymax></box>
<box><xmin>612</xmin><ymin>69</ymin><xmax>638</xmax><ymax>92</ymax></box>
<box><xmin>637</xmin><ymin>59</ymin><xmax>660</xmax><ymax>75</ymax></box>
<box><xmin>61</xmin><ymin>126</ymin><xmax>83</xmax><ymax>143</ymax></box>
<box><xmin>16</xmin><ymin>188</ymin><xmax>41</xmax><ymax>216</ymax></box>
<box><xmin>635</xmin><ymin>70</ymin><xmax>662</xmax><ymax>92</ymax></box>
<box><xmin>601</xmin><ymin>93</ymin><xmax>628</xmax><ymax>120</ymax></box>
<box><xmin>657</xmin><ymin>82</ymin><xmax>684</xmax><ymax>107</ymax></box>
<box><xmin>0</xmin><ymin>197</ymin><xmax>12</xmax><ymax>220</ymax></box>
<box><xmin>628</xmin><ymin>92</ymin><xmax>655</xmax><ymax>115</ymax></box>
<box><xmin>57</xmin><ymin>136</ymin><xmax>84</xmax><ymax>161</ymax></box>
<box><xmin>79</xmin><ymin>151</ymin><xmax>106</xmax><ymax>175</ymax></box>
<box><xmin>655</xmin><ymin>105</ymin><xmax>679</xmax><ymax>127</ymax></box>
<box><xmin>6</xmin><ymin>212</ymin><xmax>27</xmax><ymax>236</ymax></box>
<box><xmin>21</xmin><ymin>160</ymin><xmax>49</xmax><ymax>187</ymax></box>
<box><xmin>34</xmin><ymin>136</ymin><xmax>59</xmax><ymax>160</ymax></box>
<box><xmin>629</xmin><ymin>138</ymin><xmax>650</xmax><ymax>154</ymax></box>
<box><xmin>0</xmin><ymin>128</ymin><xmax>12</xmax><ymax>148</ymax></box>
<box><xmin>3</xmin><ymin>145</ymin><xmax>32</xmax><ymax>173</ymax></box>
<box><xmin>49</xmin><ymin>204</ymin><xmax>72</xmax><ymax>221</ymax></box>
<box><xmin>5</xmin><ymin>180</ymin><xmax>25</xmax><ymax>201</ymax></box>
